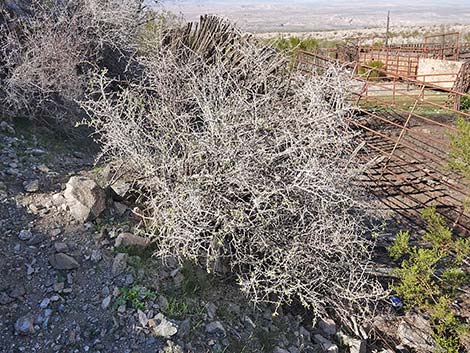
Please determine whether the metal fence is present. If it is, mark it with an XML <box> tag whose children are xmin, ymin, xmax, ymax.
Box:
<box><xmin>296</xmin><ymin>50</ymin><xmax>470</xmax><ymax>233</ymax></box>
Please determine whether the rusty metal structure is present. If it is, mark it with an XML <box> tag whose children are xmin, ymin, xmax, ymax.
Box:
<box><xmin>296</xmin><ymin>47</ymin><xmax>470</xmax><ymax>233</ymax></box>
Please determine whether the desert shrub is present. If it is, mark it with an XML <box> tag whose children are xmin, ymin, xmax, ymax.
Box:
<box><xmin>389</xmin><ymin>207</ymin><xmax>470</xmax><ymax>352</ymax></box>
<box><xmin>0</xmin><ymin>0</ymin><xmax>152</xmax><ymax>127</ymax></box>
<box><xmin>82</xmin><ymin>16</ymin><xmax>384</xmax><ymax>322</ymax></box>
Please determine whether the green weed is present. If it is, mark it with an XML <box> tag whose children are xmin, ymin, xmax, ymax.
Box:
<box><xmin>114</xmin><ymin>285</ymin><xmax>156</xmax><ymax>311</ymax></box>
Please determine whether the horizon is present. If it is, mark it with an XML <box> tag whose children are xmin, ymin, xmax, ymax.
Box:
<box><xmin>161</xmin><ymin>0</ymin><xmax>470</xmax><ymax>32</ymax></box>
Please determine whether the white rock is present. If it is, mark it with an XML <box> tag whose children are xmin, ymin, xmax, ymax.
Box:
<box><xmin>64</xmin><ymin>176</ymin><xmax>106</xmax><ymax>222</ymax></box>
<box><xmin>137</xmin><ymin>309</ymin><xmax>148</xmax><ymax>327</ymax></box>
<box><xmin>101</xmin><ymin>295</ymin><xmax>112</xmax><ymax>310</ymax></box>
<box><xmin>150</xmin><ymin>313</ymin><xmax>177</xmax><ymax>338</ymax></box>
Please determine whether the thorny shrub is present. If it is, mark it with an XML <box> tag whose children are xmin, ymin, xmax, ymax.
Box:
<box><xmin>0</xmin><ymin>0</ymin><xmax>154</xmax><ymax>126</ymax></box>
<box><xmin>82</xmin><ymin>17</ymin><xmax>385</xmax><ymax>322</ymax></box>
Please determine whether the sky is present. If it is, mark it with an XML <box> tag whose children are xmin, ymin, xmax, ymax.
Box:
<box><xmin>160</xmin><ymin>0</ymin><xmax>470</xmax><ymax>32</ymax></box>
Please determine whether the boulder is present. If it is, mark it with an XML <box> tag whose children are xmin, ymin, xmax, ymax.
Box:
<box><xmin>64</xmin><ymin>176</ymin><xmax>106</xmax><ymax>222</ymax></box>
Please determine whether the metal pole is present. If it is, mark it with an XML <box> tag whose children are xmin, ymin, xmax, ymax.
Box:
<box><xmin>385</xmin><ymin>11</ymin><xmax>390</xmax><ymax>47</ymax></box>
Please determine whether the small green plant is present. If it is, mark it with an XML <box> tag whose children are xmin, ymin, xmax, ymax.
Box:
<box><xmin>163</xmin><ymin>297</ymin><xmax>189</xmax><ymax>319</ymax></box>
<box><xmin>388</xmin><ymin>207</ymin><xmax>470</xmax><ymax>352</ymax></box>
<box><xmin>387</xmin><ymin>230</ymin><xmax>410</xmax><ymax>261</ymax></box>
<box><xmin>460</xmin><ymin>95</ymin><xmax>470</xmax><ymax>112</ymax></box>
<box><xmin>115</xmin><ymin>285</ymin><xmax>156</xmax><ymax>311</ymax></box>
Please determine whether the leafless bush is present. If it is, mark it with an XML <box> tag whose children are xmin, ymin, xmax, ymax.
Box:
<box><xmin>82</xmin><ymin>17</ymin><xmax>385</xmax><ymax>322</ymax></box>
<box><xmin>0</xmin><ymin>0</ymin><xmax>152</xmax><ymax>126</ymax></box>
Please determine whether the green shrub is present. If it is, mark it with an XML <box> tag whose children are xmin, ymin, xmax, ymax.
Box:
<box><xmin>358</xmin><ymin>60</ymin><xmax>386</xmax><ymax>79</ymax></box>
<box><xmin>389</xmin><ymin>207</ymin><xmax>470</xmax><ymax>352</ymax></box>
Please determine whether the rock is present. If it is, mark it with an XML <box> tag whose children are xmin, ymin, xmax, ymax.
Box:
<box><xmin>39</xmin><ymin>298</ymin><xmax>50</xmax><ymax>309</ymax></box>
<box><xmin>337</xmin><ymin>332</ymin><xmax>366</xmax><ymax>353</ymax></box>
<box><xmin>101</xmin><ymin>295</ymin><xmax>112</xmax><ymax>310</ymax></box>
<box><xmin>397</xmin><ymin>313</ymin><xmax>435</xmax><ymax>352</ymax></box>
<box><xmin>14</xmin><ymin>315</ymin><xmax>35</xmax><ymax>335</ymax></box>
<box><xmin>299</xmin><ymin>326</ymin><xmax>310</xmax><ymax>341</ymax></box>
<box><xmin>178</xmin><ymin>319</ymin><xmax>190</xmax><ymax>338</ymax></box>
<box><xmin>149</xmin><ymin>313</ymin><xmax>177</xmax><ymax>338</ymax></box>
<box><xmin>54</xmin><ymin>242</ymin><xmax>68</xmax><ymax>253</ymax></box>
<box><xmin>29</xmin><ymin>148</ymin><xmax>46</xmax><ymax>156</ymax></box>
<box><xmin>273</xmin><ymin>348</ymin><xmax>290</xmax><ymax>353</ymax></box>
<box><xmin>23</xmin><ymin>180</ymin><xmax>39</xmax><ymax>193</ymax></box>
<box><xmin>90</xmin><ymin>249</ymin><xmax>102</xmax><ymax>263</ymax></box>
<box><xmin>112</xmin><ymin>253</ymin><xmax>128</xmax><ymax>277</ymax></box>
<box><xmin>9</xmin><ymin>285</ymin><xmax>26</xmax><ymax>298</ymax></box>
<box><xmin>288</xmin><ymin>347</ymin><xmax>300</xmax><ymax>353</ymax></box>
<box><xmin>110</xmin><ymin>180</ymin><xmax>131</xmax><ymax>201</ymax></box>
<box><xmin>124</xmin><ymin>273</ymin><xmax>134</xmax><ymax>286</ymax></box>
<box><xmin>37</xmin><ymin>164</ymin><xmax>50</xmax><ymax>173</ymax></box>
<box><xmin>114</xmin><ymin>201</ymin><xmax>128</xmax><ymax>216</ymax></box>
<box><xmin>49</xmin><ymin>253</ymin><xmax>79</xmax><ymax>270</ymax></box>
<box><xmin>0</xmin><ymin>121</ymin><xmax>15</xmax><ymax>134</ymax></box>
<box><xmin>18</xmin><ymin>229</ymin><xmax>32</xmax><ymax>241</ymax></box>
<box><xmin>319</xmin><ymin>318</ymin><xmax>337</xmax><ymax>336</ymax></box>
<box><xmin>205</xmin><ymin>321</ymin><xmax>226</xmax><ymax>336</ymax></box>
<box><xmin>64</xmin><ymin>176</ymin><xmax>107</xmax><ymax>222</ymax></box>
<box><xmin>51</xmin><ymin>228</ymin><xmax>62</xmax><ymax>237</ymax></box>
<box><xmin>137</xmin><ymin>309</ymin><xmax>148</xmax><ymax>327</ymax></box>
<box><xmin>206</xmin><ymin>302</ymin><xmax>217</xmax><ymax>319</ymax></box>
<box><xmin>313</xmin><ymin>334</ymin><xmax>338</xmax><ymax>353</ymax></box>
<box><xmin>115</xmin><ymin>233</ymin><xmax>150</xmax><ymax>249</ymax></box>
<box><xmin>0</xmin><ymin>292</ymin><xmax>14</xmax><ymax>305</ymax></box>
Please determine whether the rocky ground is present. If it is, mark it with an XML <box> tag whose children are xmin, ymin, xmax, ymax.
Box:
<box><xmin>0</xmin><ymin>118</ymin><xmax>450</xmax><ymax>353</ymax></box>
<box><xmin>0</xmin><ymin>119</ymin><xmax>371</xmax><ymax>353</ymax></box>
